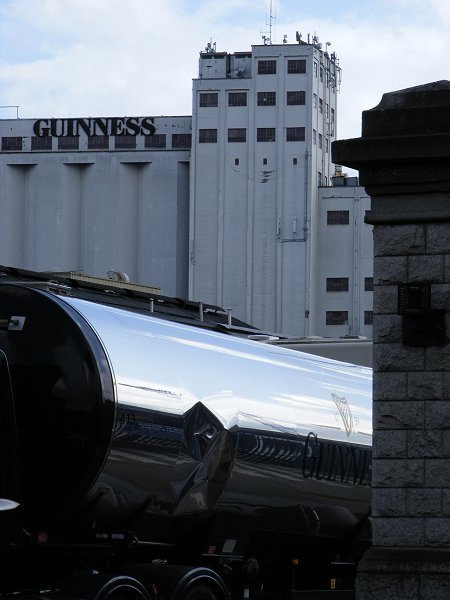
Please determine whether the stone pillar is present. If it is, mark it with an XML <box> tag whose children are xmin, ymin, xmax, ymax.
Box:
<box><xmin>333</xmin><ymin>81</ymin><xmax>450</xmax><ymax>598</ymax></box>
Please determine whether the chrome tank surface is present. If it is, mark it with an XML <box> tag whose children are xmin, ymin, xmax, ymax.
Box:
<box><xmin>58</xmin><ymin>296</ymin><xmax>372</xmax><ymax>545</ymax></box>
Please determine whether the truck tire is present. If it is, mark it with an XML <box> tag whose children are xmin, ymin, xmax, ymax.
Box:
<box><xmin>180</xmin><ymin>584</ymin><xmax>220</xmax><ymax>600</ymax></box>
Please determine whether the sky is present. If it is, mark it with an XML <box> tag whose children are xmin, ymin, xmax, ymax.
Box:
<box><xmin>0</xmin><ymin>0</ymin><xmax>449</xmax><ymax>141</ymax></box>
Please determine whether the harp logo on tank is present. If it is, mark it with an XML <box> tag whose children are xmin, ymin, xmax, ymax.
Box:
<box><xmin>332</xmin><ymin>393</ymin><xmax>353</xmax><ymax>437</ymax></box>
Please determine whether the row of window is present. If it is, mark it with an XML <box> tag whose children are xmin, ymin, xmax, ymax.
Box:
<box><xmin>326</xmin><ymin>277</ymin><xmax>373</xmax><ymax>292</ymax></box>
<box><xmin>200</xmin><ymin>90</ymin><xmax>306</xmax><ymax>108</ymax></box>
<box><xmin>1</xmin><ymin>134</ymin><xmax>192</xmax><ymax>152</ymax></box>
<box><xmin>326</xmin><ymin>311</ymin><xmax>373</xmax><ymax>326</ymax></box>
<box><xmin>257</xmin><ymin>59</ymin><xmax>306</xmax><ymax>75</ymax></box>
<box><xmin>198</xmin><ymin>127</ymin><xmax>306</xmax><ymax>143</ymax></box>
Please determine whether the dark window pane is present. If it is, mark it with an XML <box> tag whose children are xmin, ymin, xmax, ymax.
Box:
<box><xmin>31</xmin><ymin>136</ymin><xmax>52</xmax><ymax>150</ymax></box>
<box><xmin>58</xmin><ymin>136</ymin><xmax>79</xmax><ymax>150</ymax></box>
<box><xmin>228</xmin><ymin>92</ymin><xmax>247</xmax><ymax>107</ymax></box>
<box><xmin>199</xmin><ymin>129</ymin><xmax>217</xmax><ymax>143</ymax></box>
<box><xmin>88</xmin><ymin>135</ymin><xmax>109</xmax><ymax>150</ymax></box>
<box><xmin>286</xmin><ymin>127</ymin><xmax>305</xmax><ymax>142</ymax></box>
<box><xmin>257</xmin><ymin>128</ymin><xmax>276</xmax><ymax>142</ymax></box>
<box><xmin>258</xmin><ymin>60</ymin><xmax>276</xmax><ymax>74</ymax></box>
<box><xmin>365</xmin><ymin>277</ymin><xmax>374</xmax><ymax>291</ymax></box>
<box><xmin>364</xmin><ymin>311</ymin><xmax>374</xmax><ymax>325</ymax></box>
<box><xmin>199</xmin><ymin>92</ymin><xmax>218</xmax><ymax>107</ymax></box>
<box><xmin>145</xmin><ymin>134</ymin><xmax>166</xmax><ymax>149</ymax></box>
<box><xmin>326</xmin><ymin>311</ymin><xmax>349</xmax><ymax>325</ymax></box>
<box><xmin>287</xmin><ymin>59</ymin><xmax>306</xmax><ymax>74</ymax></box>
<box><xmin>327</xmin><ymin>210</ymin><xmax>349</xmax><ymax>225</ymax></box>
<box><xmin>172</xmin><ymin>134</ymin><xmax>192</xmax><ymax>149</ymax></box>
<box><xmin>2</xmin><ymin>137</ymin><xmax>22</xmax><ymax>151</ymax></box>
<box><xmin>287</xmin><ymin>91</ymin><xmax>305</xmax><ymax>105</ymax></box>
<box><xmin>228</xmin><ymin>128</ymin><xmax>246</xmax><ymax>142</ymax></box>
<box><xmin>115</xmin><ymin>135</ymin><xmax>136</xmax><ymax>150</ymax></box>
<box><xmin>257</xmin><ymin>91</ymin><xmax>276</xmax><ymax>106</ymax></box>
<box><xmin>326</xmin><ymin>277</ymin><xmax>349</xmax><ymax>292</ymax></box>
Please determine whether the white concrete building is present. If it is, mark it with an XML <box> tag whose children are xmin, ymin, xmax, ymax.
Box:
<box><xmin>189</xmin><ymin>40</ymin><xmax>341</xmax><ymax>336</ymax></box>
<box><xmin>315</xmin><ymin>177</ymin><xmax>373</xmax><ymax>338</ymax></box>
<box><xmin>0</xmin><ymin>35</ymin><xmax>373</xmax><ymax>338</ymax></box>
<box><xmin>0</xmin><ymin>116</ymin><xmax>191</xmax><ymax>297</ymax></box>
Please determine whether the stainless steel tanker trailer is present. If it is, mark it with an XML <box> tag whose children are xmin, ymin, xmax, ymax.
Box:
<box><xmin>0</xmin><ymin>277</ymin><xmax>372</xmax><ymax>600</ymax></box>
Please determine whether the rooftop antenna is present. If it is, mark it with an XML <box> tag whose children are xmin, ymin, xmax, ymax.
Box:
<box><xmin>261</xmin><ymin>0</ymin><xmax>276</xmax><ymax>44</ymax></box>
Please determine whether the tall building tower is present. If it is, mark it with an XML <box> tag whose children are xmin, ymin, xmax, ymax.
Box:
<box><xmin>189</xmin><ymin>36</ymin><xmax>341</xmax><ymax>335</ymax></box>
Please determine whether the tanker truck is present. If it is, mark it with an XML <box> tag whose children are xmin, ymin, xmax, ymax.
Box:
<box><xmin>0</xmin><ymin>270</ymin><xmax>372</xmax><ymax>600</ymax></box>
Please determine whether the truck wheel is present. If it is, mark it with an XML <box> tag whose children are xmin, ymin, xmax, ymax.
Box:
<box><xmin>181</xmin><ymin>584</ymin><xmax>220</xmax><ymax>600</ymax></box>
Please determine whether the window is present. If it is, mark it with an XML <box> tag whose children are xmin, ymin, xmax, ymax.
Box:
<box><xmin>325</xmin><ymin>138</ymin><xmax>329</xmax><ymax>153</ymax></box>
<box><xmin>228</xmin><ymin>128</ymin><xmax>246</xmax><ymax>143</ymax></box>
<box><xmin>319</xmin><ymin>98</ymin><xmax>323</xmax><ymax>113</ymax></box>
<box><xmin>234</xmin><ymin>158</ymin><xmax>239</xmax><ymax>166</ymax></box>
<box><xmin>326</xmin><ymin>277</ymin><xmax>349</xmax><ymax>292</ymax></box>
<box><xmin>263</xmin><ymin>158</ymin><xmax>268</xmax><ymax>165</ymax></box>
<box><xmin>172</xmin><ymin>134</ymin><xmax>192</xmax><ymax>148</ymax></box>
<box><xmin>145</xmin><ymin>134</ymin><xmax>166</xmax><ymax>148</ymax></box>
<box><xmin>257</xmin><ymin>128</ymin><xmax>276</xmax><ymax>142</ymax></box>
<box><xmin>2</xmin><ymin>137</ymin><xmax>22</xmax><ymax>151</ymax></box>
<box><xmin>364</xmin><ymin>311</ymin><xmax>374</xmax><ymax>325</ymax></box>
<box><xmin>88</xmin><ymin>135</ymin><xmax>109</xmax><ymax>150</ymax></box>
<box><xmin>115</xmin><ymin>135</ymin><xmax>136</xmax><ymax>150</ymax></box>
<box><xmin>293</xmin><ymin>157</ymin><xmax>298</xmax><ymax>165</ymax></box>
<box><xmin>199</xmin><ymin>92</ymin><xmax>218</xmax><ymax>107</ymax></box>
<box><xmin>318</xmin><ymin>133</ymin><xmax>323</xmax><ymax>149</ymax></box>
<box><xmin>258</xmin><ymin>60</ymin><xmax>276</xmax><ymax>74</ymax></box>
<box><xmin>199</xmin><ymin>129</ymin><xmax>217</xmax><ymax>143</ymax></box>
<box><xmin>313</xmin><ymin>94</ymin><xmax>317</xmax><ymax>109</ymax></box>
<box><xmin>31</xmin><ymin>136</ymin><xmax>52</xmax><ymax>150</ymax></box>
<box><xmin>58</xmin><ymin>136</ymin><xmax>79</xmax><ymax>150</ymax></box>
<box><xmin>320</xmin><ymin>66</ymin><xmax>324</xmax><ymax>82</ymax></box>
<box><xmin>327</xmin><ymin>210</ymin><xmax>350</xmax><ymax>225</ymax></box>
<box><xmin>312</xmin><ymin>129</ymin><xmax>316</xmax><ymax>144</ymax></box>
<box><xmin>326</xmin><ymin>103</ymin><xmax>329</xmax><ymax>119</ymax></box>
<box><xmin>228</xmin><ymin>92</ymin><xmax>247</xmax><ymax>107</ymax></box>
<box><xmin>365</xmin><ymin>277</ymin><xmax>374</xmax><ymax>291</ymax></box>
<box><xmin>326</xmin><ymin>311</ymin><xmax>349</xmax><ymax>325</ymax></box>
<box><xmin>287</xmin><ymin>59</ymin><xmax>306</xmax><ymax>74</ymax></box>
<box><xmin>314</xmin><ymin>62</ymin><xmax>318</xmax><ymax>77</ymax></box>
<box><xmin>331</xmin><ymin>107</ymin><xmax>335</xmax><ymax>123</ymax></box>
<box><xmin>318</xmin><ymin>171</ymin><xmax>322</xmax><ymax>186</ymax></box>
<box><xmin>286</xmin><ymin>91</ymin><xmax>305</xmax><ymax>105</ymax></box>
<box><xmin>286</xmin><ymin>127</ymin><xmax>305</xmax><ymax>142</ymax></box>
<box><xmin>257</xmin><ymin>91</ymin><xmax>276</xmax><ymax>106</ymax></box>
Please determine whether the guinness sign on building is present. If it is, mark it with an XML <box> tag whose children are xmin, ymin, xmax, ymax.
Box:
<box><xmin>33</xmin><ymin>116</ymin><xmax>156</xmax><ymax>138</ymax></box>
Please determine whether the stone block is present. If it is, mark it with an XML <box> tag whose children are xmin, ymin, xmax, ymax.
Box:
<box><xmin>373</xmin><ymin>314</ymin><xmax>402</xmax><ymax>343</ymax></box>
<box><xmin>373</xmin><ymin>458</ymin><xmax>424</xmax><ymax>487</ymax></box>
<box><xmin>374</xmin><ymin>343</ymin><xmax>425</xmax><ymax>371</ymax></box>
<box><xmin>421</xmin><ymin>574</ymin><xmax>450</xmax><ymax>600</ymax></box>
<box><xmin>374</xmin><ymin>256</ymin><xmax>408</xmax><ymax>284</ymax></box>
<box><xmin>373</xmin><ymin>284</ymin><xmax>398</xmax><ymax>314</ymax></box>
<box><xmin>373</xmin><ymin>371</ymin><xmax>407</xmax><ymax>401</ymax></box>
<box><xmin>441</xmin><ymin>489</ymin><xmax>450</xmax><ymax>516</ymax></box>
<box><xmin>372</xmin><ymin>516</ymin><xmax>424</xmax><ymax>546</ymax></box>
<box><xmin>445</xmin><ymin>255</ymin><xmax>450</xmax><ymax>283</ymax></box>
<box><xmin>375</xmin><ymin>400</ymin><xmax>424</xmax><ymax>429</ymax></box>
<box><xmin>442</xmin><ymin>432</ymin><xmax>450</xmax><ymax>457</ymax></box>
<box><xmin>425</xmin><ymin>459</ymin><xmax>450</xmax><ymax>486</ymax></box>
<box><xmin>408</xmin><ymin>371</ymin><xmax>443</xmax><ymax>400</ymax></box>
<box><xmin>408</xmin><ymin>254</ymin><xmax>444</xmax><ymax>283</ymax></box>
<box><xmin>372</xmin><ymin>488</ymin><xmax>407</xmax><ymax>517</ymax></box>
<box><xmin>356</xmin><ymin>573</ymin><xmax>419</xmax><ymax>600</ymax></box>
<box><xmin>431</xmin><ymin>283</ymin><xmax>450</xmax><ymax>310</ymax></box>
<box><xmin>426</xmin><ymin>401</ymin><xmax>450</xmax><ymax>429</ymax></box>
<box><xmin>427</xmin><ymin>223</ymin><xmax>450</xmax><ymax>255</ymax></box>
<box><xmin>426</xmin><ymin>345</ymin><xmax>450</xmax><ymax>371</ymax></box>
<box><xmin>373</xmin><ymin>429</ymin><xmax>407</xmax><ymax>458</ymax></box>
<box><xmin>425</xmin><ymin>518</ymin><xmax>450</xmax><ymax>545</ymax></box>
<box><xmin>407</xmin><ymin>488</ymin><xmax>442</xmax><ymax>517</ymax></box>
<box><xmin>407</xmin><ymin>430</ymin><xmax>443</xmax><ymax>458</ymax></box>
<box><xmin>374</xmin><ymin>224</ymin><xmax>425</xmax><ymax>256</ymax></box>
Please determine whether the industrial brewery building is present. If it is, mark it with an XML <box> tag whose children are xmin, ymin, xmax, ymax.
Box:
<box><xmin>0</xmin><ymin>36</ymin><xmax>372</xmax><ymax>338</ymax></box>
